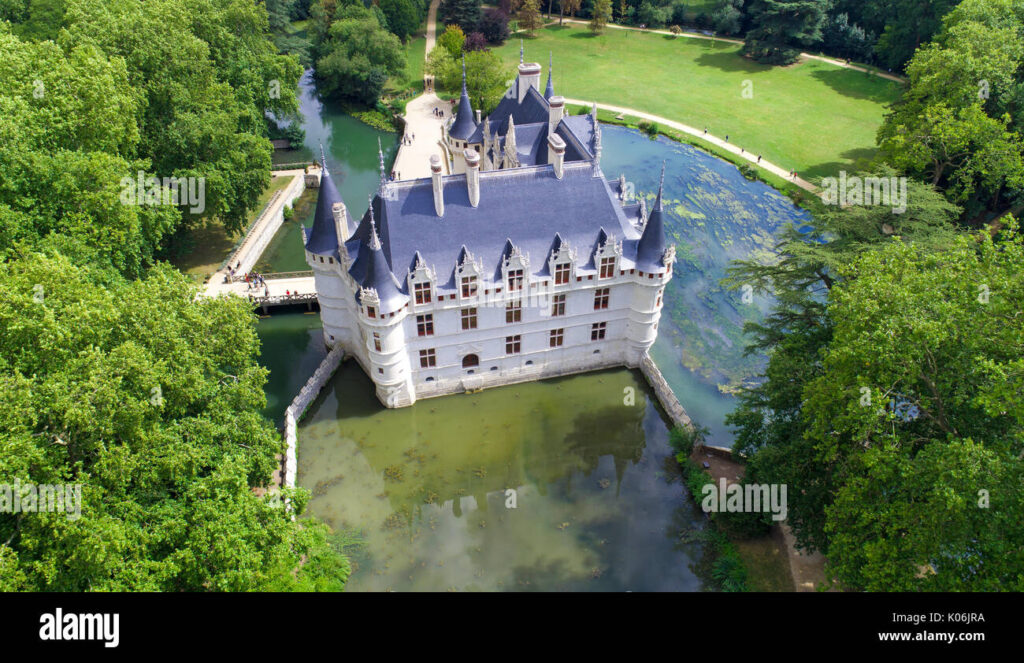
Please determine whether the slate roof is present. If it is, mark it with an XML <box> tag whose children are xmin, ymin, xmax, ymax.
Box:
<box><xmin>345</xmin><ymin>162</ymin><xmax>649</xmax><ymax>293</ymax></box>
<box><xmin>449</xmin><ymin>58</ymin><xmax>477</xmax><ymax>141</ymax></box>
<box><xmin>305</xmin><ymin>166</ymin><xmax>348</xmax><ymax>258</ymax></box>
<box><xmin>635</xmin><ymin>164</ymin><xmax>668</xmax><ymax>273</ymax></box>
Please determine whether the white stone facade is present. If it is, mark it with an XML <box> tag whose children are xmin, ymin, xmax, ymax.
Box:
<box><xmin>306</xmin><ymin>239</ymin><xmax>671</xmax><ymax>408</ymax></box>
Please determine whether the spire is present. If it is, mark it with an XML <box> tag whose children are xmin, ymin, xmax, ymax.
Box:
<box><xmin>367</xmin><ymin>195</ymin><xmax>382</xmax><ymax>251</ymax></box>
<box><xmin>636</xmin><ymin>162</ymin><xmax>668</xmax><ymax>272</ymax></box>
<box><xmin>520</xmin><ymin>40</ymin><xmax>524</xmax><ymax>64</ymax></box>
<box><xmin>319</xmin><ymin>143</ymin><xmax>329</xmax><ymax>175</ymax></box>
<box><xmin>449</xmin><ymin>53</ymin><xmax>477</xmax><ymax>140</ymax></box>
<box><xmin>653</xmin><ymin>160</ymin><xmax>665</xmax><ymax>213</ymax></box>
<box><xmin>545</xmin><ymin>52</ymin><xmax>555</xmax><ymax>99</ymax></box>
<box><xmin>377</xmin><ymin>137</ymin><xmax>387</xmax><ymax>187</ymax></box>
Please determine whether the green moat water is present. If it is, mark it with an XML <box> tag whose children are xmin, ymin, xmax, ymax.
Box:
<box><xmin>296</xmin><ymin>362</ymin><xmax>706</xmax><ymax>591</ymax></box>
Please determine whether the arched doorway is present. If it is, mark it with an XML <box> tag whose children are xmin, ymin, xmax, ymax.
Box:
<box><xmin>462</xmin><ymin>354</ymin><xmax>480</xmax><ymax>369</ymax></box>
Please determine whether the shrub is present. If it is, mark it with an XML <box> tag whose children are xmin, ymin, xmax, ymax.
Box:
<box><xmin>638</xmin><ymin>120</ymin><xmax>659</xmax><ymax>138</ymax></box>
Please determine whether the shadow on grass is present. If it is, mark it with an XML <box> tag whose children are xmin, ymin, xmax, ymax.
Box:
<box><xmin>802</xmin><ymin>147</ymin><xmax>880</xmax><ymax>181</ymax></box>
<box><xmin>808</xmin><ymin>66</ymin><xmax>902</xmax><ymax>104</ymax></box>
<box><xmin>694</xmin><ymin>49</ymin><xmax>766</xmax><ymax>75</ymax></box>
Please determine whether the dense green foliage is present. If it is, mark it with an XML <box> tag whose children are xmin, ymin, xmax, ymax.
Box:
<box><xmin>427</xmin><ymin>47</ymin><xmax>514</xmax><ymax>113</ymax></box>
<box><xmin>725</xmin><ymin>163</ymin><xmax>1024</xmax><ymax>589</ymax></box>
<box><xmin>311</xmin><ymin>1</ymin><xmax>407</xmax><ymax>105</ymax></box>
<box><xmin>741</xmin><ymin>0</ymin><xmax>827</xmax><ymax>65</ymax></box>
<box><xmin>0</xmin><ymin>252</ymin><xmax>350</xmax><ymax>590</ymax></box>
<box><xmin>0</xmin><ymin>0</ymin><xmax>348</xmax><ymax>591</ymax></box>
<box><xmin>877</xmin><ymin>0</ymin><xmax>1024</xmax><ymax>219</ymax></box>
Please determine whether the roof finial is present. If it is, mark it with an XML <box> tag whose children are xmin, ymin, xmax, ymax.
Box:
<box><xmin>367</xmin><ymin>195</ymin><xmax>382</xmax><ymax>251</ymax></box>
<box><xmin>461</xmin><ymin>52</ymin><xmax>468</xmax><ymax>94</ymax></box>
<box><xmin>544</xmin><ymin>52</ymin><xmax>555</xmax><ymax>99</ymax></box>
<box><xmin>654</xmin><ymin>161</ymin><xmax>666</xmax><ymax>212</ymax></box>
<box><xmin>319</xmin><ymin>143</ymin><xmax>329</xmax><ymax>175</ymax></box>
<box><xmin>377</xmin><ymin>137</ymin><xmax>387</xmax><ymax>185</ymax></box>
<box><xmin>520</xmin><ymin>40</ymin><xmax>524</xmax><ymax>64</ymax></box>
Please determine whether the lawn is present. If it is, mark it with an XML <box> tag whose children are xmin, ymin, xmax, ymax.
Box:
<box><xmin>496</xmin><ymin>24</ymin><xmax>902</xmax><ymax>180</ymax></box>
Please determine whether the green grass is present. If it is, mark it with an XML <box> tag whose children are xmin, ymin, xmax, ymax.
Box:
<box><xmin>385</xmin><ymin>35</ymin><xmax>427</xmax><ymax>97</ymax></box>
<box><xmin>497</xmin><ymin>24</ymin><xmax>902</xmax><ymax>180</ymax></box>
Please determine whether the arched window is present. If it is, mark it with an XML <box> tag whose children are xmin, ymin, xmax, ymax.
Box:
<box><xmin>462</xmin><ymin>354</ymin><xmax>480</xmax><ymax>368</ymax></box>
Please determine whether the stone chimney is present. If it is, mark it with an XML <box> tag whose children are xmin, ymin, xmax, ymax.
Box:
<box><xmin>465</xmin><ymin>148</ymin><xmax>481</xmax><ymax>207</ymax></box>
<box><xmin>332</xmin><ymin>201</ymin><xmax>348</xmax><ymax>243</ymax></box>
<box><xmin>476</xmin><ymin>109</ymin><xmax>482</xmax><ymax>124</ymax></box>
<box><xmin>517</xmin><ymin>62</ymin><xmax>542</xmax><ymax>103</ymax></box>
<box><xmin>548</xmin><ymin>95</ymin><xmax>565</xmax><ymax>136</ymax></box>
<box><xmin>430</xmin><ymin>154</ymin><xmax>444</xmax><ymax>217</ymax></box>
<box><xmin>548</xmin><ymin>135</ymin><xmax>566</xmax><ymax>180</ymax></box>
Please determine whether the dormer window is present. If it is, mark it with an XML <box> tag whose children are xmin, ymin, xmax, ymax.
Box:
<box><xmin>414</xmin><ymin>281</ymin><xmax>432</xmax><ymax>305</ymax></box>
<box><xmin>599</xmin><ymin>256</ymin><xmax>616</xmax><ymax>279</ymax></box>
<box><xmin>461</xmin><ymin>275</ymin><xmax>477</xmax><ymax>298</ymax></box>
<box><xmin>507</xmin><ymin>268</ymin><xmax>524</xmax><ymax>291</ymax></box>
<box><xmin>554</xmin><ymin>263</ymin><xmax>570</xmax><ymax>285</ymax></box>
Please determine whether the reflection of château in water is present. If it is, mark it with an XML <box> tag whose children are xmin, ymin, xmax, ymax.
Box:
<box><xmin>318</xmin><ymin>364</ymin><xmax>653</xmax><ymax>521</ymax></box>
<box><xmin>302</xmin><ymin>52</ymin><xmax>674</xmax><ymax>408</ymax></box>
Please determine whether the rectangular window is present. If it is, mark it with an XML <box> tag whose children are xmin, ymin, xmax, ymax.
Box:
<box><xmin>416</xmin><ymin>314</ymin><xmax>434</xmax><ymax>337</ymax></box>
<box><xmin>414</xmin><ymin>281</ymin><xmax>432</xmax><ymax>305</ymax></box>
<box><xmin>656</xmin><ymin>288</ymin><xmax>664</xmax><ymax>307</ymax></box>
<box><xmin>461</xmin><ymin>307</ymin><xmax>477</xmax><ymax>330</ymax></box>
<box><xmin>372</xmin><ymin>332</ymin><xmax>382</xmax><ymax>352</ymax></box>
<box><xmin>419</xmin><ymin>348</ymin><xmax>436</xmax><ymax>368</ymax></box>
<box><xmin>506</xmin><ymin>301</ymin><xmax>522</xmax><ymax>324</ymax></box>
<box><xmin>366</xmin><ymin>305</ymin><xmax>376</xmax><ymax>319</ymax></box>
<box><xmin>551</xmin><ymin>293</ymin><xmax>566</xmax><ymax>317</ymax></box>
<box><xmin>505</xmin><ymin>335</ymin><xmax>521</xmax><ymax>354</ymax></box>
<box><xmin>594</xmin><ymin>287</ymin><xmax>610</xmax><ymax>310</ymax></box>
<box><xmin>554</xmin><ymin>263</ymin><xmax>570</xmax><ymax>285</ymax></box>
<box><xmin>550</xmin><ymin>328</ymin><xmax>564</xmax><ymax>348</ymax></box>
<box><xmin>599</xmin><ymin>257</ymin><xmax>616</xmax><ymax>279</ymax></box>
<box><xmin>591</xmin><ymin>322</ymin><xmax>607</xmax><ymax>341</ymax></box>
<box><xmin>507</xmin><ymin>268</ymin><xmax>524</xmax><ymax>292</ymax></box>
<box><xmin>461</xmin><ymin>275</ymin><xmax>478</xmax><ymax>298</ymax></box>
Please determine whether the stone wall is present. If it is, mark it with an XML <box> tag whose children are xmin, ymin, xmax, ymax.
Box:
<box><xmin>282</xmin><ymin>345</ymin><xmax>345</xmax><ymax>490</ymax></box>
<box><xmin>229</xmin><ymin>172</ymin><xmax>307</xmax><ymax>276</ymax></box>
<box><xmin>639</xmin><ymin>353</ymin><xmax>694</xmax><ymax>431</ymax></box>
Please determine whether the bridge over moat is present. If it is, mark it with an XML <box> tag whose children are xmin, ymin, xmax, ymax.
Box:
<box><xmin>199</xmin><ymin>167</ymin><xmax>318</xmax><ymax>311</ymax></box>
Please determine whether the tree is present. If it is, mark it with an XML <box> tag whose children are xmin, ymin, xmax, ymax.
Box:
<box><xmin>590</xmin><ymin>0</ymin><xmax>611</xmax><ymax>32</ymax></box>
<box><xmin>315</xmin><ymin>4</ymin><xmax>405</xmax><ymax>105</ymax></box>
<box><xmin>439</xmin><ymin>0</ymin><xmax>482</xmax><ymax>32</ymax></box>
<box><xmin>741</xmin><ymin>0</ymin><xmax>827</xmax><ymax>65</ymax></box>
<box><xmin>426</xmin><ymin>47</ymin><xmax>514</xmax><ymax>113</ymax></box>
<box><xmin>379</xmin><ymin>0</ymin><xmax>420</xmax><ymax>42</ymax></box>
<box><xmin>563</xmin><ymin>0</ymin><xmax>581</xmax><ymax>22</ymax></box>
<box><xmin>725</xmin><ymin>170</ymin><xmax>962</xmax><ymax>552</ymax></box>
<box><xmin>438</xmin><ymin>23</ymin><xmax>466</xmax><ymax>57</ymax></box>
<box><xmin>804</xmin><ymin>230</ymin><xmax>1024</xmax><ymax>590</ymax></box>
<box><xmin>518</xmin><ymin>0</ymin><xmax>542</xmax><ymax>33</ymax></box>
<box><xmin>872</xmin><ymin>0</ymin><xmax>960</xmax><ymax>71</ymax></box>
<box><xmin>712</xmin><ymin>0</ymin><xmax>747</xmax><ymax>36</ymax></box>
<box><xmin>480</xmin><ymin>8</ymin><xmax>511</xmax><ymax>43</ymax></box>
<box><xmin>464</xmin><ymin>31</ymin><xmax>489</xmax><ymax>51</ymax></box>
<box><xmin>0</xmin><ymin>251</ymin><xmax>351</xmax><ymax>591</ymax></box>
<box><xmin>877</xmin><ymin>4</ymin><xmax>1024</xmax><ymax>215</ymax></box>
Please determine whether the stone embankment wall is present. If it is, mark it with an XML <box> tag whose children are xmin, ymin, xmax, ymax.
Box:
<box><xmin>638</xmin><ymin>353</ymin><xmax>694</xmax><ymax>432</ymax></box>
<box><xmin>228</xmin><ymin>171</ymin><xmax>308</xmax><ymax>276</ymax></box>
<box><xmin>282</xmin><ymin>346</ymin><xmax>345</xmax><ymax>490</ymax></box>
